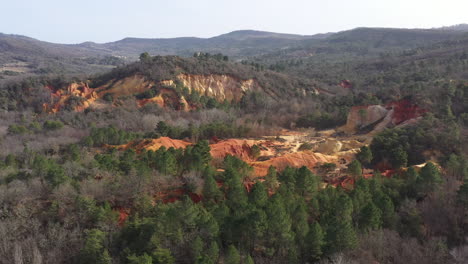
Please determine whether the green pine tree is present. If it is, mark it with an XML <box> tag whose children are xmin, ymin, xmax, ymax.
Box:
<box><xmin>203</xmin><ymin>168</ymin><xmax>222</xmax><ymax>202</ymax></box>
<box><xmin>225</xmin><ymin>245</ymin><xmax>241</xmax><ymax>264</ymax></box>
<box><xmin>359</xmin><ymin>202</ymin><xmax>382</xmax><ymax>231</ymax></box>
<box><xmin>348</xmin><ymin>160</ymin><xmax>362</xmax><ymax>179</ymax></box>
<box><xmin>152</xmin><ymin>248</ymin><xmax>175</xmax><ymax>264</ymax></box>
<box><xmin>295</xmin><ymin>166</ymin><xmax>319</xmax><ymax>196</ymax></box>
<box><xmin>292</xmin><ymin>199</ymin><xmax>309</xmax><ymax>245</ymax></box>
<box><xmin>265</xmin><ymin>165</ymin><xmax>279</xmax><ymax>190</ymax></box>
<box><xmin>249</xmin><ymin>182</ymin><xmax>268</xmax><ymax>208</ymax></box>
<box><xmin>206</xmin><ymin>241</ymin><xmax>219</xmax><ymax>263</ymax></box>
<box><xmin>127</xmin><ymin>253</ymin><xmax>152</xmax><ymax>264</ymax></box>
<box><xmin>225</xmin><ymin>168</ymin><xmax>248</xmax><ymax>213</ymax></box>
<box><xmin>375</xmin><ymin>193</ymin><xmax>396</xmax><ymax>228</ymax></box>
<box><xmin>418</xmin><ymin>162</ymin><xmax>443</xmax><ymax>194</ymax></box>
<box><xmin>192</xmin><ymin>236</ymin><xmax>204</xmax><ymax>262</ymax></box>
<box><xmin>79</xmin><ymin>229</ymin><xmax>111</xmax><ymax>264</ymax></box>
<box><xmin>245</xmin><ymin>255</ymin><xmax>255</xmax><ymax>264</ymax></box>
<box><xmin>356</xmin><ymin>146</ymin><xmax>373</xmax><ymax>166</ymax></box>
<box><xmin>307</xmin><ymin>222</ymin><xmax>325</xmax><ymax>261</ymax></box>
<box><xmin>265</xmin><ymin>194</ymin><xmax>294</xmax><ymax>253</ymax></box>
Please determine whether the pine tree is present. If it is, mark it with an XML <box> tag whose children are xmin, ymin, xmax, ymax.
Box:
<box><xmin>155</xmin><ymin>147</ymin><xmax>177</xmax><ymax>175</ymax></box>
<box><xmin>206</xmin><ymin>241</ymin><xmax>219</xmax><ymax>263</ymax></box>
<box><xmin>79</xmin><ymin>229</ymin><xmax>111</xmax><ymax>264</ymax></box>
<box><xmin>391</xmin><ymin>146</ymin><xmax>408</xmax><ymax>168</ymax></box>
<box><xmin>375</xmin><ymin>194</ymin><xmax>395</xmax><ymax>228</ymax></box>
<box><xmin>225</xmin><ymin>245</ymin><xmax>240</xmax><ymax>264</ymax></box>
<box><xmin>359</xmin><ymin>202</ymin><xmax>382</xmax><ymax>231</ymax></box>
<box><xmin>348</xmin><ymin>160</ymin><xmax>362</xmax><ymax>179</ymax></box>
<box><xmin>127</xmin><ymin>254</ymin><xmax>152</xmax><ymax>264</ymax></box>
<box><xmin>295</xmin><ymin>166</ymin><xmax>319</xmax><ymax>196</ymax></box>
<box><xmin>246</xmin><ymin>207</ymin><xmax>268</xmax><ymax>249</ymax></box>
<box><xmin>356</xmin><ymin>146</ymin><xmax>373</xmax><ymax>166</ymax></box>
<box><xmin>225</xmin><ymin>168</ymin><xmax>248</xmax><ymax>214</ymax></box>
<box><xmin>405</xmin><ymin>167</ymin><xmax>420</xmax><ymax>198</ymax></box>
<box><xmin>307</xmin><ymin>222</ymin><xmax>324</xmax><ymax>261</ymax></box>
<box><xmin>351</xmin><ymin>178</ymin><xmax>372</xmax><ymax>216</ymax></box>
<box><xmin>326</xmin><ymin>218</ymin><xmax>357</xmax><ymax>253</ymax></box>
<box><xmin>152</xmin><ymin>248</ymin><xmax>175</xmax><ymax>264</ymax></box>
<box><xmin>457</xmin><ymin>180</ymin><xmax>468</xmax><ymax>207</ymax></box>
<box><xmin>292</xmin><ymin>199</ymin><xmax>309</xmax><ymax>245</ymax></box>
<box><xmin>203</xmin><ymin>168</ymin><xmax>222</xmax><ymax>202</ymax></box>
<box><xmin>446</xmin><ymin>154</ymin><xmax>461</xmax><ymax>178</ymax></box>
<box><xmin>193</xmin><ymin>140</ymin><xmax>212</xmax><ymax>166</ymax></box>
<box><xmin>418</xmin><ymin>162</ymin><xmax>442</xmax><ymax>194</ymax></box>
<box><xmin>279</xmin><ymin>166</ymin><xmax>296</xmax><ymax>189</ymax></box>
<box><xmin>265</xmin><ymin>165</ymin><xmax>279</xmax><ymax>190</ymax></box>
<box><xmin>265</xmin><ymin>194</ymin><xmax>294</xmax><ymax>253</ymax></box>
<box><xmin>249</xmin><ymin>182</ymin><xmax>268</xmax><ymax>208</ymax></box>
<box><xmin>245</xmin><ymin>255</ymin><xmax>255</xmax><ymax>264</ymax></box>
<box><xmin>325</xmin><ymin>194</ymin><xmax>357</xmax><ymax>253</ymax></box>
<box><xmin>192</xmin><ymin>236</ymin><xmax>204</xmax><ymax>262</ymax></box>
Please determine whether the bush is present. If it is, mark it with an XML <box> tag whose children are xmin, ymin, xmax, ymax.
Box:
<box><xmin>7</xmin><ymin>124</ymin><xmax>29</xmax><ymax>134</ymax></box>
<box><xmin>43</xmin><ymin>120</ymin><xmax>64</xmax><ymax>130</ymax></box>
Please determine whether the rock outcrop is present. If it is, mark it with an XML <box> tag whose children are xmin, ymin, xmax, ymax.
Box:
<box><xmin>315</xmin><ymin>139</ymin><xmax>343</xmax><ymax>154</ymax></box>
<box><xmin>167</xmin><ymin>74</ymin><xmax>260</xmax><ymax>102</ymax></box>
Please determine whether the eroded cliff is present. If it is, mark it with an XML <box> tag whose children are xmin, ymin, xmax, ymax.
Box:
<box><xmin>43</xmin><ymin>74</ymin><xmax>261</xmax><ymax>112</ymax></box>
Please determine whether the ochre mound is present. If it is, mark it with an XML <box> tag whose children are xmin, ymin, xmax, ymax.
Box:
<box><xmin>250</xmin><ymin>151</ymin><xmax>337</xmax><ymax>177</ymax></box>
<box><xmin>209</xmin><ymin>139</ymin><xmax>256</xmax><ymax>161</ymax></box>
<box><xmin>116</xmin><ymin>137</ymin><xmax>192</xmax><ymax>152</ymax></box>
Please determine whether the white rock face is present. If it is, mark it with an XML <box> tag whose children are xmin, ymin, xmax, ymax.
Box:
<box><xmin>175</xmin><ymin>74</ymin><xmax>260</xmax><ymax>102</ymax></box>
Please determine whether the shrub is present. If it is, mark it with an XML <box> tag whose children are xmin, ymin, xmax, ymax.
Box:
<box><xmin>43</xmin><ymin>120</ymin><xmax>64</xmax><ymax>130</ymax></box>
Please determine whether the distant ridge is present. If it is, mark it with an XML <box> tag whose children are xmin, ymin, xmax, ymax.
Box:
<box><xmin>1</xmin><ymin>25</ymin><xmax>468</xmax><ymax>80</ymax></box>
<box><xmin>436</xmin><ymin>23</ymin><xmax>468</xmax><ymax>32</ymax></box>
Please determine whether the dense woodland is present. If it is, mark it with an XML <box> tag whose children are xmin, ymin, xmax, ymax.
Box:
<box><xmin>0</xmin><ymin>27</ymin><xmax>468</xmax><ymax>264</ymax></box>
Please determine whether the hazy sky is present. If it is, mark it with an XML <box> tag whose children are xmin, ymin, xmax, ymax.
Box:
<box><xmin>1</xmin><ymin>0</ymin><xmax>467</xmax><ymax>44</ymax></box>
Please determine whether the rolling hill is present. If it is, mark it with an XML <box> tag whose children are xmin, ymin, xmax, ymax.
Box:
<box><xmin>2</xmin><ymin>26</ymin><xmax>468</xmax><ymax>81</ymax></box>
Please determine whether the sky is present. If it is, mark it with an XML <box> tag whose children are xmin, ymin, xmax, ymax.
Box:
<box><xmin>1</xmin><ymin>0</ymin><xmax>467</xmax><ymax>44</ymax></box>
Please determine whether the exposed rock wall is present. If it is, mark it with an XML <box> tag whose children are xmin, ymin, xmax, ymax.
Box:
<box><xmin>173</xmin><ymin>74</ymin><xmax>260</xmax><ymax>102</ymax></box>
<box><xmin>342</xmin><ymin>105</ymin><xmax>389</xmax><ymax>134</ymax></box>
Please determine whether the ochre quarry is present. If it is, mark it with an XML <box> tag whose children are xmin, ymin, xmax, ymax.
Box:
<box><xmin>43</xmin><ymin>74</ymin><xmax>260</xmax><ymax>112</ymax></box>
<box><xmin>111</xmin><ymin>131</ymin><xmax>365</xmax><ymax>178</ymax></box>
<box><xmin>341</xmin><ymin>99</ymin><xmax>426</xmax><ymax>135</ymax></box>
